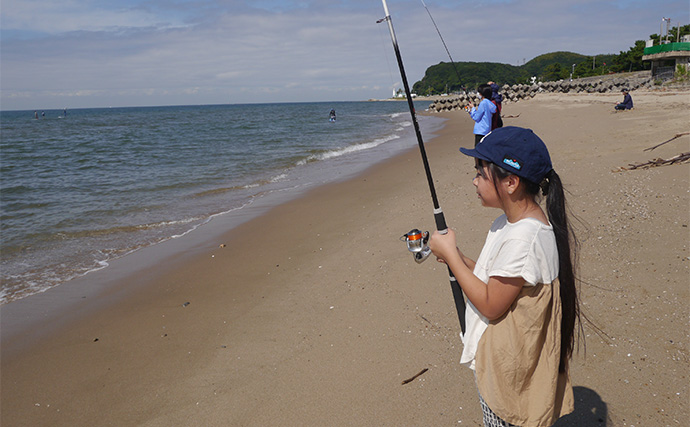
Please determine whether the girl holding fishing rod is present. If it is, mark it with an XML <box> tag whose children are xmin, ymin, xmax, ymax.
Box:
<box><xmin>428</xmin><ymin>127</ymin><xmax>580</xmax><ymax>427</ymax></box>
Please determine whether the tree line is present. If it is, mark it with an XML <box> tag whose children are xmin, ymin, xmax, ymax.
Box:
<box><xmin>412</xmin><ymin>24</ymin><xmax>690</xmax><ymax>95</ymax></box>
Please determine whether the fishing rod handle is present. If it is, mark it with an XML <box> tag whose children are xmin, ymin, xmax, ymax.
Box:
<box><xmin>449</xmin><ymin>272</ymin><xmax>467</xmax><ymax>333</ymax></box>
<box><xmin>434</xmin><ymin>208</ymin><xmax>467</xmax><ymax>333</ymax></box>
<box><xmin>433</xmin><ymin>208</ymin><xmax>448</xmax><ymax>233</ymax></box>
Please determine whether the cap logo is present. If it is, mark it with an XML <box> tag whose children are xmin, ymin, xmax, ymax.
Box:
<box><xmin>503</xmin><ymin>156</ymin><xmax>522</xmax><ymax>170</ymax></box>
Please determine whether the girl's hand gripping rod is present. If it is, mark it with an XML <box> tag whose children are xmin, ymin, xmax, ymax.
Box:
<box><xmin>378</xmin><ymin>0</ymin><xmax>466</xmax><ymax>334</ymax></box>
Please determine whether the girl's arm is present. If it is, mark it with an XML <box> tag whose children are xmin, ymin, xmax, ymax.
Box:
<box><xmin>429</xmin><ymin>229</ymin><xmax>523</xmax><ymax>320</ymax></box>
<box><xmin>456</xmin><ymin>248</ymin><xmax>476</xmax><ymax>271</ymax></box>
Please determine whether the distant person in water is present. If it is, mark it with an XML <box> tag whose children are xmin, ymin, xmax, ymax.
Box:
<box><xmin>615</xmin><ymin>89</ymin><xmax>633</xmax><ymax>111</ymax></box>
<box><xmin>329</xmin><ymin>109</ymin><xmax>336</xmax><ymax>121</ymax></box>
<box><xmin>34</xmin><ymin>111</ymin><xmax>39</xmax><ymax>119</ymax></box>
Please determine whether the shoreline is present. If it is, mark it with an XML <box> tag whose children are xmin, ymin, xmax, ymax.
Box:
<box><xmin>0</xmin><ymin>111</ymin><xmax>447</xmax><ymax>352</ymax></box>
<box><xmin>0</xmin><ymin>101</ymin><xmax>442</xmax><ymax>307</ymax></box>
<box><xmin>2</xmin><ymin>91</ymin><xmax>688</xmax><ymax>426</ymax></box>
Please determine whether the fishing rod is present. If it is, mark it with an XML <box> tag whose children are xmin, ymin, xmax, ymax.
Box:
<box><xmin>419</xmin><ymin>0</ymin><xmax>467</xmax><ymax>95</ymax></box>
<box><xmin>378</xmin><ymin>0</ymin><xmax>466</xmax><ymax>334</ymax></box>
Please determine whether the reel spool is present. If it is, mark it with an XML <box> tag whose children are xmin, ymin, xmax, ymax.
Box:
<box><xmin>400</xmin><ymin>229</ymin><xmax>431</xmax><ymax>263</ymax></box>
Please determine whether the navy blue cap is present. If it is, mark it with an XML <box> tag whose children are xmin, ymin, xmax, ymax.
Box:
<box><xmin>460</xmin><ymin>126</ymin><xmax>552</xmax><ymax>184</ymax></box>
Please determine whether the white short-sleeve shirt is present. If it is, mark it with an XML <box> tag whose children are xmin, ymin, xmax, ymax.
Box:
<box><xmin>460</xmin><ymin>214</ymin><xmax>559</xmax><ymax>369</ymax></box>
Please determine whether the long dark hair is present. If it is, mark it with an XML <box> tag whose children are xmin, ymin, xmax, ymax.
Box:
<box><xmin>481</xmin><ymin>161</ymin><xmax>581</xmax><ymax>373</ymax></box>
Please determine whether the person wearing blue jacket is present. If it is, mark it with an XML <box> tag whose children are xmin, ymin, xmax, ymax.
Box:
<box><xmin>468</xmin><ymin>84</ymin><xmax>497</xmax><ymax>146</ymax></box>
<box><xmin>615</xmin><ymin>89</ymin><xmax>633</xmax><ymax>110</ymax></box>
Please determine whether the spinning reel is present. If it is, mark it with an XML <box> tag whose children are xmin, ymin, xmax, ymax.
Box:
<box><xmin>400</xmin><ymin>228</ymin><xmax>432</xmax><ymax>263</ymax></box>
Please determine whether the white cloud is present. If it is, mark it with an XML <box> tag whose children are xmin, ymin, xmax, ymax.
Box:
<box><xmin>1</xmin><ymin>0</ymin><xmax>182</xmax><ymax>34</ymax></box>
<box><xmin>1</xmin><ymin>0</ymin><xmax>687</xmax><ymax>109</ymax></box>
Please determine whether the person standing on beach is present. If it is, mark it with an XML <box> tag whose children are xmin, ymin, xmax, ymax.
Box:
<box><xmin>488</xmin><ymin>81</ymin><xmax>503</xmax><ymax>130</ymax></box>
<box><xmin>615</xmin><ymin>89</ymin><xmax>633</xmax><ymax>110</ymax></box>
<box><xmin>428</xmin><ymin>126</ymin><xmax>580</xmax><ymax>427</ymax></box>
<box><xmin>467</xmin><ymin>84</ymin><xmax>497</xmax><ymax>146</ymax></box>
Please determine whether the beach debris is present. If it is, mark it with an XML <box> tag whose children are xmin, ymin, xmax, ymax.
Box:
<box><xmin>93</xmin><ymin>338</ymin><xmax>99</xmax><ymax>342</ymax></box>
<box><xmin>401</xmin><ymin>367</ymin><xmax>429</xmax><ymax>385</ymax></box>
<box><xmin>615</xmin><ymin>152</ymin><xmax>690</xmax><ymax>172</ymax></box>
<box><xmin>643</xmin><ymin>132</ymin><xmax>690</xmax><ymax>152</ymax></box>
<box><xmin>502</xmin><ymin>113</ymin><xmax>521</xmax><ymax>118</ymax></box>
<box><xmin>182</xmin><ymin>302</ymin><xmax>190</xmax><ymax>307</ymax></box>
<box><xmin>219</xmin><ymin>244</ymin><xmax>226</xmax><ymax>248</ymax></box>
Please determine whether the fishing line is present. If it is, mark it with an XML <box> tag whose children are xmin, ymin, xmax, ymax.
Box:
<box><xmin>420</xmin><ymin>0</ymin><xmax>467</xmax><ymax>94</ymax></box>
<box><xmin>378</xmin><ymin>0</ymin><xmax>466</xmax><ymax>334</ymax></box>
<box><xmin>376</xmin><ymin>18</ymin><xmax>397</xmax><ymax>93</ymax></box>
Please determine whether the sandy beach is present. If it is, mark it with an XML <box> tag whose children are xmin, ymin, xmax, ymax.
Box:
<box><xmin>2</xmin><ymin>90</ymin><xmax>688</xmax><ymax>426</ymax></box>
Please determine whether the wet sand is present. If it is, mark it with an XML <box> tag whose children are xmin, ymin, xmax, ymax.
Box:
<box><xmin>2</xmin><ymin>90</ymin><xmax>689</xmax><ymax>426</ymax></box>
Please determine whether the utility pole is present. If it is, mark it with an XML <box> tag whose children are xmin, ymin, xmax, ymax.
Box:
<box><xmin>661</xmin><ymin>17</ymin><xmax>671</xmax><ymax>44</ymax></box>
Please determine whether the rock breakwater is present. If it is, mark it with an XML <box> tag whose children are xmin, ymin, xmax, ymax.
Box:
<box><xmin>427</xmin><ymin>72</ymin><xmax>654</xmax><ymax>112</ymax></box>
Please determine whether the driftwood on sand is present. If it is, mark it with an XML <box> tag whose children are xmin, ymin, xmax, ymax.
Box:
<box><xmin>401</xmin><ymin>368</ymin><xmax>429</xmax><ymax>385</ymax></box>
<box><xmin>615</xmin><ymin>152</ymin><xmax>690</xmax><ymax>172</ymax></box>
<box><xmin>615</xmin><ymin>132</ymin><xmax>690</xmax><ymax>171</ymax></box>
<box><xmin>643</xmin><ymin>132</ymin><xmax>690</xmax><ymax>152</ymax></box>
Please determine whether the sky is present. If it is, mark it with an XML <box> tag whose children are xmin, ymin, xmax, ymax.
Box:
<box><xmin>1</xmin><ymin>0</ymin><xmax>687</xmax><ymax>110</ymax></box>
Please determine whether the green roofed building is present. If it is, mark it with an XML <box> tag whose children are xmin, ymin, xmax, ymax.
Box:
<box><xmin>642</xmin><ymin>38</ymin><xmax>690</xmax><ymax>80</ymax></box>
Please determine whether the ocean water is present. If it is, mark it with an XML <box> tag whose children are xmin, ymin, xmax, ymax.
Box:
<box><xmin>0</xmin><ymin>101</ymin><xmax>443</xmax><ymax>304</ymax></box>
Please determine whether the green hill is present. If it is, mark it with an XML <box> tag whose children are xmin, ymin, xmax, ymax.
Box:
<box><xmin>411</xmin><ymin>25</ymin><xmax>690</xmax><ymax>95</ymax></box>
<box><xmin>412</xmin><ymin>51</ymin><xmax>623</xmax><ymax>95</ymax></box>
<box><xmin>411</xmin><ymin>61</ymin><xmax>528</xmax><ymax>95</ymax></box>
<box><xmin>521</xmin><ymin>51</ymin><xmax>589</xmax><ymax>76</ymax></box>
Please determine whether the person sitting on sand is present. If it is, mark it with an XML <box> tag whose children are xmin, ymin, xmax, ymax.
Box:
<box><xmin>467</xmin><ymin>84</ymin><xmax>497</xmax><ymax>146</ymax></box>
<box><xmin>615</xmin><ymin>89</ymin><xmax>633</xmax><ymax>111</ymax></box>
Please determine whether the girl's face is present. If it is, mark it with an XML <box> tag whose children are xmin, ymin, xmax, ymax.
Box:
<box><xmin>472</xmin><ymin>160</ymin><xmax>502</xmax><ymax>208</ymax></box>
